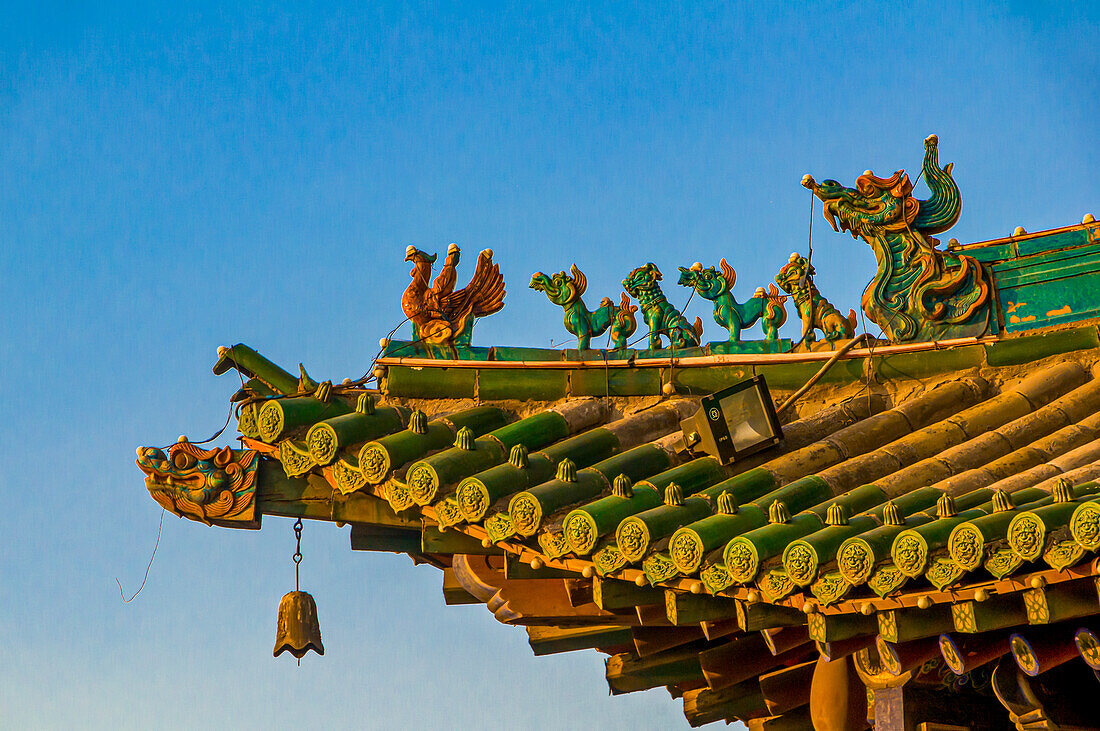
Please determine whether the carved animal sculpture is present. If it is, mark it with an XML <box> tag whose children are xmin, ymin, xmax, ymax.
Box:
<box><xmin>801</xmin><ymin>135</ymin><xmax>991</xmax><ymax>343</ymax></box>
<box><xmin>774</xmin><ymin>253</ymin><xmax>856</xmax><ymax>345</ymax></box>
<box><xmin>402</xmin><ymin>244</ymin><xmax>506</xmax><ymax>346</ymax></box>
<box><xmin>677</xmin><ymin>259</ymin><xmax>788</xmax><ymax>342</ymax></box>
<box><xmin>136</xmin><ymin>440</ymin><xmax>259</xmax><ymax>524</ymax></box>
<box><xmin>622</xmin><ymin>263</ymin><xmax>703</xmax><ymax>349</ymax></box>
<box><xmin>530</xmin><ymin>265</ymin><xmax>635</xmax><ymax>349</ymax></box>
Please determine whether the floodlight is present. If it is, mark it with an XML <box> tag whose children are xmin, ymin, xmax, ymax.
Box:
<box><xmin>681</xmin><ymin>376</ymin><xmax>782</xmax><ymax>464</ymax></box>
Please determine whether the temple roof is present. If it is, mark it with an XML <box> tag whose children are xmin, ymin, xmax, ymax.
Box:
<box><xmin>139</xmin><ymin>320</ymin><xmax>1100</xmax><ymax>727</ymax></box>
<box><xmin>135</xmin><ymin>147</ymin><xmax>1100</xmax><ymax>725</ymax></box>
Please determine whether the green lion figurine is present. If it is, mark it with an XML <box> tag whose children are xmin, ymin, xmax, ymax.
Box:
<box><xmin>623</xmin><ymin>263</ymin><xmax>703</xmax><ymax>350</ymax></box>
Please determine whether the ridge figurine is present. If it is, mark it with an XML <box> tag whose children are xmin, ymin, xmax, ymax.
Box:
<box><xmin>530</xmin><ymin>264</ymin><xmax>636</xmax><ymax>350</ymax></box>
<box><xmin>401</xmin><ymin>243</ymin><xmax>506</xmax><ymax>347</ymax></box>
<box><xmin>774</xmin><ymin>252</ymin><xmax>857</xmax><ymax>345</ymax></box>
<box><xmin>623</xmin><ymin>263</ymin><xmax>703</xmax><ymax>350</ymax></box>
<box><xmin>802</xmin><ymin>135</ymin><xmax>992</xmax><ymax>343</ymax></box>
<box><xmin>677</xmin><ymin>259</ymin><xmax>788</xmax><ymax>342</ymax></box>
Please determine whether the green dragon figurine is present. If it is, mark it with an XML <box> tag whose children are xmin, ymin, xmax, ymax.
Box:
<box><xmin>530</xmin><ymin>265</ymin><xmax>637</xmax><ymax>349</ymax></box>
<box><xmin>623</xmin><ymin>263</ymin><xmax>703</xmax><ymax>349</ymax></box>
<box><xmin>677</xmin><ymin>259</ymin><xmax>788</xmax><ymax>342</ymax></box>
<box><xmin>802</xmin><ymin>135</ymin><xmax>992</xmax><ymax>343</ymax></box>
<box><xmin>774</xmin><ymin>253</ymin><xmax>856</xmax><ymax>345</ymax></box>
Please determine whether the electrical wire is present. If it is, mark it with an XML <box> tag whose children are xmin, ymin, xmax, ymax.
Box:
<box><xmin>116</xmin><ymin>508</ymin><xmax>164</xmax><ymax>603</ymax></box>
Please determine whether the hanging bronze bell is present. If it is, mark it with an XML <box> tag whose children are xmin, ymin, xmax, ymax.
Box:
<box><xmin>273</xmin><ymin>590</ymin><xmax>324</xmax><ymax>659</ymax></box>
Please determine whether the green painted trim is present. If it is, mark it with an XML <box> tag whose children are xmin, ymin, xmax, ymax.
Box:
<box><xmin>873</xmin><ymin>345</ymin><xmax>983</xmax><ymax>381</ymax></box>
<box><xmin>478</xmin><ymin>367</ymin><xmax>568</xmax><ymax>401</ymax></box>
<box><xmin>571</xmin><ymin>367</ymin><xmax>661</xmax><ymax>396</ymax></box>
<box><xmin>213</xmin><ymin>343</ymin><xmax>299</xmax><ymax>395</ymax></box>
<box><xmin>1016</xmin><ymin>228</ymin><xmax>1095</xmax><ymax>257</ymax></box>
<box><xmin>668</xmin><ymin>365</ymin><xmax>754</xmax><ymax>396</ymax></box>
<box><xmin>985</xmin><ymin>326</ymin><xmax>1100</xmax><ymax>366</ymax></box>
<box><xmin>384</xmin><ymin>365</ymin><xmax>475</xmax><ymax>398</ymax></box>
<box><xmin>753</xmin><ymin>359</ymin><xmax>864</xmax><ymax>390</ymax></box>
<box><xmin>964</xmin><ymin>242</ymin><xmax>1016</xmax><ymax>263</ymax></box>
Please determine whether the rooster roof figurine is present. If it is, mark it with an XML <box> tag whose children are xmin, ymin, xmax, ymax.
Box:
<box><xmin>401</xmin><ymin>243</ymin><xmax>506</xmax><ymax>347</ymax></box>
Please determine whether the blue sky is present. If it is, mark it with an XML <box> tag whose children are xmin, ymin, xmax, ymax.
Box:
<box><xmin>1</xmin><ymin>2</ymin><xmax>1097</xmax><ymax>728</ymax></box>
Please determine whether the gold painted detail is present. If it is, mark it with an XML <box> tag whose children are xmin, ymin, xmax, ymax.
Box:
<box><xmin>807</xmin><ymin>611</ymin><xmax>826</xmax><ymax>642</ymax></box>
<box><xmin>484</xmin><ymin>512</ymin><xmax>513</xmax><ymax>542</ymax></box>
<box><xmin>717</xmin><ymin>491</ymin><xmax>737</xmax><ymax>515</ymax></box>
<box><xmin>878</xmin><ymin>611</ymin><xmax>898</xmax><ymax>643</ymax></box>
<box><xmin>879</xmin><ymin>639</ymin><xmax>903</xmax><ymax>676</ymax></box>
<box><xmin>926</xmin><ymin>558</ymin><xmax>965</xmax><ymax>590</ymax></box>
<box><xmin>1043</xmin><ymin>540</ymin><xmax>1085</xmax><ymax>571</ymax></box>
<box><xmin>406</xmin><ymin>463</ymin><xmax>438</xmax><ymax>505</ymax></box>
<box><xmin>593</xmin><ymin>545</ymin><xmax>626</xmax><ymax>576</ymax></box>
<box><xmin>1070</xmin><ymin>501</ymin><xmax>1100</xmax><ymax>550</ymax></box>
<box><xmin>700</xmin><ymin>563</ymin><xmax>733</xmax><ymax>593</ymax></box>
<box><xmin>358</xmin><ymin>444</ymin><xmax>390</xmax><ymax>484</ymax></box>
<box><xmin>768</xmin><ymin>500</ymin><xmax>790</xmax><ymax>524</ymax></box>
<box><xmin>1022</xmin><ymin>587</ymin><xmax>1049</xmax><ymax>624</ymax></box>
<box><xmin>940</xmin><ymin>634</ymin><xmax>964</xmax><ymax>672</ymax></box>
<box><xmin>355</xmin><ymin>392</ymin><xmax>374</xmax><ymax>414</ymax></box>
<box><xmin>1011</xmin><ymin>635</ymin><xmax>1037</xmax><ymax>675</ymax></box>
<box><xmin>643</xmin><ymin>553</ymin><xmax>680</xmax><ymax>585</ymax></box>
<box><xmin>538</xmin><ymin>530</ymin><xmax>568</xmax><ymax>559</ymax></box>
<box><xmin>784</xmin><ymin>542</ymin><xmax>818</xmax><ymax>585</ymax></box>
<box><xmin>612</xmin><ymin>474</ymin><xmax>633</xmax><ymax>498</ymax></box>
<box><xmin>670</xmin><ymin>531</ymin><xmax>704</xmax><ymax>573</ymax></box>
<box><xmin>258</xmin><ymin>400</ymin><xmax>285</xmax><ymax>442</ymax></box>
<box><xmin>936</xmin><ymin>493</ymin><xmax>958</xmax><ymax>519</ymax></box>
<box><xmin>509</xmin><ymin>493</ymin><xmax>542</xmax><ymax>537</ymax></box>
<box><xmin>564</xmin><ymin>513</ymin><xmax>597</xmax><ymax>555</ymax></box>
<box><xmin>839</xmin><ymin>539</ymin><xmax>875</xmax><ymax>585</ymax></box>
<box><xmin>892</xmin><ymin>532</ymin><xmax>929</xmax><ymax>576</ymax></box>
<box><xmin>948</xmin><ymin>524</ymin><xmax>984</xmax><ymax>571</ymax></box>
<box><xmin>811</xmin><ymin>573</ymin><xmax>850</xmax><ymax>606</ymax></box>
<box><xmin>869</xmin><ymin>566</ymin><xmax>906</xmax><ymax>597</ymax></box>
<box><xmin>724</xmin><ymin>539</ymin><xmax>759</xmax><ymax>583</ymax></box>
<box><xmin>456</xmin><ymin>480</ymin><xmax>489</xmax><ymax>522</ymax></box>
<box><xmin>992</xmin><ymin>489</ymin><xmax>1014</xmax><ymax>513</ymax></box>
<box><xmin>137</xmin><ymin>442</ymin><xmax>259</xmax><ymax>524</ymax></box>
<box><xmin>306</xmin><ymin>423</ymin><xmax>338</xmax><ymax>465</ymax></box>
<box><xmin>854</xmin><ymin>647</ymin><xmax>906</xmax><ymax>690</ymax></box>
<box><xmin>757</xmin><ymin>569</ymin><xmax>795</xmax><ymax>602</ymax></box>
<box><xmin>279</xmin><ymin>440</ymin><xmax>317</xmax><ymax>477</ymax></box>
<box><xmin>1007</xmin><ymin>513</ymin><xmax>1046</xmax><ymax>561</ymax></box>
<box><xmin>332</xmin><ymin>458</ymin><xmax>368</xmax><ymax>495</ymax></box>
<box><xmin>617</xmin><ymin>519</ymin><xmax>650</xmax><ymax>561</ymax></box>
<box><xmin>664</xmin><ymin>588</ymin><xmax>677</xmax><ymax>621</ymax></box>
<box><xmin>1076</xmin><ymin>629</ymin><xmax>1100</xmax><ymax>670</ymax></box>
<box><xmin>435</xmin><ymin>498</ymin><xmax>463</xmax><ymax>528</ymax></box>
<box><xmin>952</xmin><ymin>602</ymin><xmax>976</xmax><ymax>634</ymax></box>
<box><xmin>984</xmin><ymin>549</ymin><xmax>1023</xmax><ymax>579</ymax></box>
